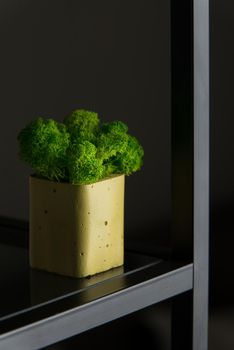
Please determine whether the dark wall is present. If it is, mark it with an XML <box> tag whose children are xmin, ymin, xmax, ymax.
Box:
<box><xmin>211</xmin><ymin>0</ymin><xmax>234</xmax><ymax>213</ymax></box>
<box><xmin>0</xmin><ymin>1</ymin><xmax>234</xmax><ymax>348</ymax></box>
<box><xmin>210</xmin><ymin>0</ymin><xmax>234</xmax><ymax>304</ymax></box>
<box><xmin>0</xmin><ymin>0</ymin><xmax>171</xmax><ymax>242</ymax></box>
<box><xmin>1</xmin><ymin>0</ymin><xmax>234</xmax><ymax>275</ymax></box>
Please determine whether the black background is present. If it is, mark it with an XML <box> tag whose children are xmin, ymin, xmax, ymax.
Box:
<box><xmin>0</xmin><ymin>0</ymin><xmax>233</xmax><ymax>349</ymax></box>
<box><xmin>0</xmin><ymin>0</ymin><xmax>171</xmax><ymax>242</ymax></box>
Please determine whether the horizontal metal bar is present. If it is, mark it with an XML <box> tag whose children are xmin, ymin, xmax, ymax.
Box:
<box><xmin>0</xmin><ymin>263</ymin><xmax>193</xmax><ymax>350</ymax></box>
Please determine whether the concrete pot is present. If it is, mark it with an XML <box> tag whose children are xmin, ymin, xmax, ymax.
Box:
<box><xmin>29</xmin><ymin>174</ymin><xmax>125</xmax><ymax>278</ymax></box>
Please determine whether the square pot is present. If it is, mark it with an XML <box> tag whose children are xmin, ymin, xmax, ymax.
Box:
<box><xmin>29</xmin><ymin>174</ymin><xmax>125</xmax><ymax>278</ymax></box>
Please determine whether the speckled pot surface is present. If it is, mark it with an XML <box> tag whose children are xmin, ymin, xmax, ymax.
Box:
<box><xmin>29</xmin><ymin>174</ymin><xmax>125</xmax><ymax>278</ymax></box>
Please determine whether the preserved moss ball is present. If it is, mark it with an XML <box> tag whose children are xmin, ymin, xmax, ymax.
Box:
<box><xmin>64</xmin><ymin>109</ymin><xmax>100</xmax><ymax>144</ymax></box>
<box><xmin>17</xmin><ymin>110</ymin><xmax>144</xmax><ymax>184</ymax></box>
<box><xmin>17</xmin><ymin>118</ymin><xmax>70</xmax><ymax>181</ymax></box>
<box><xmin>67</xmin><ymin>141</ymin><xmax>104</xmax><ymax>185</ymax></box>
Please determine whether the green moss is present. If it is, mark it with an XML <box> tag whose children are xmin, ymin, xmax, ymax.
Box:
<box><xmin>64</xmin><ymin>109</ymin><xmax>100</xmax><ymax>144</ymax></box>
<box><xmin>100</xmin><ymin>121</ymin><xmax>128</xmax><ymax>135</ymax></box>
<box><xmin>17</xmin><ymin>118</ymin><xmax>70</xmax><ymax>181</ymax></box>
<box><xmin>97</xmin><ymin>132</ymin><xmax>128</xmax><ymax>161</ymax></box>
<box><xmin>113</xmin><ymin>135</ymin><xmax>144</xmax><ymax>175</ymax></box>
<box><xmin>67</xmin><ymin>141</ymin><xmax>104</xmax><ymax>185</ymax></box>
<box><xmin>17</xmin><ymin>110</ymin><xmax>144</xmax><ymax>184</ymax></box>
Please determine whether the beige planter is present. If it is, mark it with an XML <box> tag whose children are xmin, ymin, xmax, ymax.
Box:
<box><xmin>29</xmin><ymin>174</ymin><xmax>125</xmax><ymax>278</ymax></box>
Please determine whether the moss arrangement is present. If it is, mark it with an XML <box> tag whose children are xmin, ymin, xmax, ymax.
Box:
<box><xmin>18</xmin><ymin>109</ymin><xmax>144</xmax><ymax>184</ymax></box>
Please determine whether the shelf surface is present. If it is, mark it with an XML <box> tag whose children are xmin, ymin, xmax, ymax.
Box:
<box><xmin>0</xmin><ymin>239</ymin><xmax>193</xmax><ymax>350</ymax></box>
<box><xmin>0</xmin><ymin>243</ymin><xmax>161</xmax><ymax>321</ymax></box>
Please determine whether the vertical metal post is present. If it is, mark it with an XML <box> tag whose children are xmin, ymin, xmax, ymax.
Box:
<box><xmin>171</xmin><ymin>0</ymin><xmax>209</xmax><ymax>349</ymax></box>
<box><xmin>193</xmin><ymin>0</ymin><xmax>209</xmax><ymax>349</ymax></box>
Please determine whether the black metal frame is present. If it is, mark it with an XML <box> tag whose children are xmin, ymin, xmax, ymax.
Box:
<box><xmin>171</xmin><ymin>1</ymin><xmax>209</xmax><ymax>349</ymax></box>
<box><xmin>0</xmin><ymin>260</ymin><xmax>193</xmax><ymax>349</ymax></box>
<box><xmin>0</xmin><ymin>0</ymin><xmax>209</xmax><ymax>349</ymax></box>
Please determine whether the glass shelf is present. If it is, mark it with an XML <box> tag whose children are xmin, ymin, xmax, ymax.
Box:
<box><xmin>0</xmin><ymin>231</ymin><xmax>193</xmax><ymax>349</ymax></box>
<box><xmin>0</xmin><ymin>243</ymin><xmax>161</xmax><ymax>321</ymax></box>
